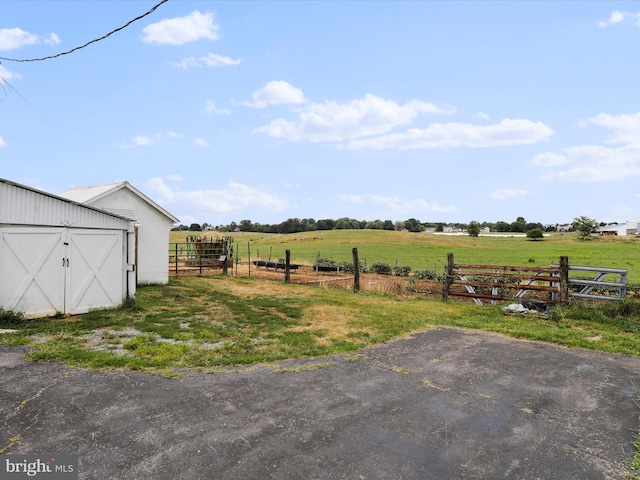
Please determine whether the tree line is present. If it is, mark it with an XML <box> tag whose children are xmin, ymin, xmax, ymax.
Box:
<box><xmin>172</xmin><ymin>216</ymin><xmax>554</xmax><ymax>234</ymax></box>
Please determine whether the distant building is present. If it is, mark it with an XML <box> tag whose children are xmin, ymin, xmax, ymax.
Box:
<box><xmin>599</xmin><ymin>220</ymin><xmax>640</xmax><ymax>236</ymax></box>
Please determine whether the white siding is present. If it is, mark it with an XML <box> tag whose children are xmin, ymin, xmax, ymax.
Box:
<box><xmin>0</xmin><ymin>179</ymin><xmax>131</xmax><ymax>231</ymax></box>
<box><xmin>87</xmin><ymin>189</ymin><xmax>172</xmax><ymax>285</ymax></box>
<box><xmin>0</xmin><ymin>179</ymin><xmax>134</xmax><ymax>318</ymax></box>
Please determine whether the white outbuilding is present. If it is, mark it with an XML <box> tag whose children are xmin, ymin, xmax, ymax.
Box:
<box><xmin>0</xmin><ymin>178</ymin><xmax>136</xmax><ymax>318</ymax></box>
<box><xmin>599</xmin><ymin>220</ymin><xmax>640</xmax><ymax>236</ymax></box>
<box><xmin>59</xmin><ymin>181</ymin><xmax>179</xmax><ymax>285</ymax></box>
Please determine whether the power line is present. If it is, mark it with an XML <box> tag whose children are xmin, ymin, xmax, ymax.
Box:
<box><xmin>0</xmin><ymin>73</ymin><xmax>63</xmax><ymax>135</ymax></box>
<box><xmin>0</xmin><ymin>0</ymin><xmax>169</xmax><ymax>63</ymax></box>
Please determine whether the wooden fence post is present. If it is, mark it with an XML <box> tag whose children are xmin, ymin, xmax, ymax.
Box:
<box><xmin>285</xmin><ymin>249</ymin><xmax>291</xmax><ymax>283</ymax></box>
<box><xmin>559</xmin><ymin>256</ymin><xmax>569</xmax><ymax>305</ymax></box>
<box><xmin>247</xmin><ymin>242</ymin><xmax>251</xmax><ymax>278</ymax></box>
<box><xmin>442</xmin><ymin>253</ymin><xmax>455</xmax><ymax>301</ymax></box>
<box><xmin>353</xmin><ymin>247</ymin><xmax>360</xmax><ymax>293</ymax></box>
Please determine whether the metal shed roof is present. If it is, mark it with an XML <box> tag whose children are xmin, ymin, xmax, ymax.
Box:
<box><xmin>0</xmin><ymin>178</ymin><xmax>133</xmax><ymax>230</ymax></box>
<box><xmin>60</xmin><ymin>181</ymin><xmax>179</xmax><ymax>224</ymax></box>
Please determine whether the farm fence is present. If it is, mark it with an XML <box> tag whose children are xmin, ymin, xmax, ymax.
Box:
<box><xmin>168</xmin><ymin>242</ymin><xmax>628</xmax><ymax>304</ymax></box>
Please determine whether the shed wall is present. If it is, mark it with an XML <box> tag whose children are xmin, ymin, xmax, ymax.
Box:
<box><xmin>88</xmin><ymin>190</ymin><xmax>172</xmax><ymax>284</ymax></box>
<box><xmin>0</xmin><ymin>180</ymin><xmax>131</xmax><ymax>230</ymax></box>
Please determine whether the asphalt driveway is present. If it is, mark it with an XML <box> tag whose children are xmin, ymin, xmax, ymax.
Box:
<box><xmin>2</xmin><ymin>327</ymin><xmax>640</xmax><ymax>479</ymax></box>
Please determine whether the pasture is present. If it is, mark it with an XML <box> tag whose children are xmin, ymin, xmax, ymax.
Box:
<box><xmin>171</xmin><ymin>230</ymin><xmax>640</xmax><ymax>283</ymax></box>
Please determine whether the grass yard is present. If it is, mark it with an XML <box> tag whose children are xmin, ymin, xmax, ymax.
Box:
<box><xmin>2</xmin><ymin>274</ymin><xmax>640</xmax><ymax>376</ymax></box>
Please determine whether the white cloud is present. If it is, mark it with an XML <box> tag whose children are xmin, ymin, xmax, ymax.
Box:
<box><xmin>165</xmin><ymin>174</ymin><xmax>185</xmax><ymax>182</ymax></box>
<box><xmin>598</xmin><ymin>10</ymin><xmax>640</xmax><ymax>28</ymax></box>
<box><xmin>0</xmin><ymin>135</ymin><xmax>7</xmax><ymax>147</ymax></box>
<box><xmin>141</xmin><ymin>11</ymin><xmax>219</xmax><ymax>45</ymax></box>
<box><xmin>172</xmin><ymin>53</ymin><xmax>241</xmax><ymax>69</ymax></box>
<box><xmin>0</xmin><ymin>64</ymin><xmax>20</xmax><ymax>82</ymax></box>
<box><xmin>347</xmin><ymin>118</ymin><xmax>553</xmax><ymax>150</ymax></box>
<box><xmin>194</xmin><ymin>138</ymin><xmax>210</xmax><ymax>147</ymax></box>
<box><xmin>531</xmin><ymin>151</ymin><xmax>570</xmax><ymax>167</ymax></box>
<box><xmin>584</xmin><ymin>112</ymin><xmax>640</xmax><ymax>144</ymax></box>
<box><xmin>118</xmin><ymin>131</ymin><xmax>182</xmax><ymax>148</ymax></box>
<box><xmin>339</xmin><ymin>193</ymin><xmax>457</xmax><ymax>214</ymax></box>
<box><xmin>474</xmin><ymin>112</ymin><xmax>491</xmax><ymax>120</ymax></box>
<box><xmin>255</xmin><ymin>93</ymin><xmax>455</xmax><ymax>143</ymax></box>
<box><xmin>203</xmin><ymin>101</ymin><xmax>231</xmax><ymax>115</ymax></box>
<box><xmin>489</xmin><ymin>189</ymin><xmax>532</xmax><ymax>200</ymax></box>
<box><xmin>535</xmin><ymin>144</ymin><xmax>640</xmax><ymax>181</ymax></box>
<box><xmin>0</xmin><ymin>27</ymin><xmax>60</xmax><ymax>51</ymax></box>
<box><xmin>46</xmin><ymin>33</ymin><xmax>60</xmax><ymax>46</ymax></box>
<box><xmin>244</xmin><ymin>81</ymin><xmax>306</xmax><ymax>109</ymax></box>
<box><xmin>120</xmin><ymin>135</ymin><xmax>154</xmax><ymax>148</ymax></box>
<box><xmin>145</xmin><ymin>177</ymin><xmax>289</xmax><ymax>214</ymax></box>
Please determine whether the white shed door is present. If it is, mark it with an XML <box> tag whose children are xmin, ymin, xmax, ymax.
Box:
<box><xmin>0</xmin><ymin>228</ymin><xmax>66</xmax><ymax>317</ymax></box>
<box><xmin>1</xmin><ymin>227</ymin><xmax>125</xmax><ymax>317</ymax></box>
<box><xmin>66</xmin><ymin>229</ymin><xmax>124</xmax><ymax>315</ymax></box>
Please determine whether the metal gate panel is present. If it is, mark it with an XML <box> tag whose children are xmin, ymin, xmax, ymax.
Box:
<box><xmin>0</xmin><ymin>228</ymin><xmax>65</xmax><ymax>317</ymax></box>
<box><xmin>66</xmin><ymin>229</ymin><xmax>124</xmax><ymax>314</ymax></box>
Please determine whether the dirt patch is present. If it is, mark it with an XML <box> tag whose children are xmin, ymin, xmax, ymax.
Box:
<box><xmin>288</xmin><ymin>304</ymin><xmax>371</xmax><ymax>346</ymax></box>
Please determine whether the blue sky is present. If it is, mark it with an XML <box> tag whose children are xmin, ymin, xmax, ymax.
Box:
<box><xmin>2</xmin><ymin>1</ymin><xmax>640</xmax><ymax>227</ymax></box>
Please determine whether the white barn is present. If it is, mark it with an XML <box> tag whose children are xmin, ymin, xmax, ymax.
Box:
<box><xmin>60</xmin><ymin>182</ymin><xmax>179</xmax><ymax>285</ymax></box>
<box><xmin>0</xmin><ymin>178</ymin><xmax>136</xmax><ymax>318</ymax></box>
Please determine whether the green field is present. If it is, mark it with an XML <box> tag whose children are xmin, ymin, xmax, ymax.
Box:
<box><xmin>171</xmin><ymin>230</ymin><xmax>640</xmax><ymax>283</ymax></box>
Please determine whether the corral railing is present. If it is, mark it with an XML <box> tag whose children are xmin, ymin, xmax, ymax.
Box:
<box><xmin>169</xmin><ymin>236</ymin><xmax>233</xmax><ymax>275</ymax></box>
<box><xmin>441</xmin><ymin>253</ymin><xmax>561</xmax><ymax>305</ymax></box>
<box><xmin>442</xmin><ymin>254</ymin><xmax>627</xmax><ymax>305</ymax></box>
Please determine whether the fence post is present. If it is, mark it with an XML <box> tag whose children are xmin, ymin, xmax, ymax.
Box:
<box><xmin>559</xmin><ymin>256</ymin><xmax>569</xmax><ymax>305</ymax></box>
<box><xmin>247</xmin><ymin>242</ymin><xmax>251</xmax><ymax>278</ymax></box>
<box><xmin>353</xmin><ymin>247</ymin><xmax>360</xmax><ymax>293</ymax></box>
<box><xmin>285</xmin><ymin>249</ymin><xmax>291</xmax><ymax>283</ymax></box>
<box><xmin>442</xmin><ymin>253</ymin><xmax>455</xmax><ymax>301</ymax></box>
<box><xmin>222</xmin><ymin>239</ymin><xmax>228</xmax><ymax>275</ymax></box>
<box><xmin>174</xmin><ymin>243</ymin><xmax>178</xmax><ymax>275</ymax></box>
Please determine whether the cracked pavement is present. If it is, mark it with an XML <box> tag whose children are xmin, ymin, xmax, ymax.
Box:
<box><xmin>2</xmin><ymin>327</ymin><xmax>640</xmax><ymax>479</ymax></box>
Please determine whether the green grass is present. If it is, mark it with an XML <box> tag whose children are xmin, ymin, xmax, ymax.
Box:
<box><xmin>172</xmin><ymin>230</ymin><xmax>640</xmax><ymax>283</ymax></box>
<box><xmin>2</xmin><ymin>275</ymin><xmax>640</xmax><ymax>376</ymax></box>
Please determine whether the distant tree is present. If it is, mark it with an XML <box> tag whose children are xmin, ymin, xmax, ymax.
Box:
<box><xmin>467</xmin><ymin>221</ymin><xmax>480</xmax><ymax>237</ymax></box>
<box><xmin>335</xmin><ymin>218</ymin><xmax>354</xmax><ymax>229</ymax></box>
<box><xmin>435</xmin><ymin>223</ymin><xmax>444</xmax><ymax>232</ymax></box>
<box><xmin>189</xmin><ymin>223</ymin><xmax>202</xmax><ymax>231</ymax></box>
<box><xmin>494</xmin><ymin>221</ymin><xmax>510</xmax><ymax>232</ymax></box>
<box><xmin>239</xmin><ymin>219</ymin><xmax>253</xmax><ymax>232</ymax></box>
<box><xmin>526</xmin><ymin>228</ymin><xmax>544</xmax><ymax>241</ymax></box>
<box><xmin>510</xmin><ymin>217</ymin><xmax>527</xmax><ymax>233</ymax></box>
<box><xmin>525</xmin><ymin>222</ymin><xmax>543</xmax><ymax>232</ymax></box>
<box><xmin>394</xmin><ymin>221</ymin><xmax>406</xmax><ymax>231</ymax></box>
<box><xmin>382</xmin><ymin>220</ymin><xmax>395</xmax><ymax>231</ymax></box>
<box><xmin>404</xmin><ymin>218</ymin><xmax>422</xmax><ymax>232</ymax></box>
<box><xmin>572</xmin><ymin>216</ymin><xmax>599</xmax><ymax>239</ymax></box>
<box><xmin>316</xmin><ymin>219</ymin><xmax>335</xmax><ymax>231</ymax></box>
